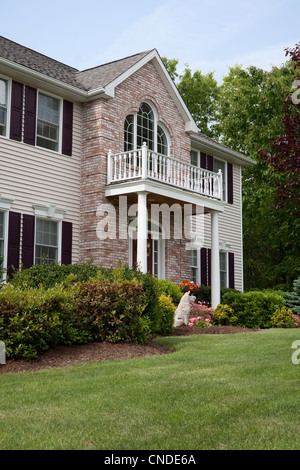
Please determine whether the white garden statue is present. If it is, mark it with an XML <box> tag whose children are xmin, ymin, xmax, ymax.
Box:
<box><xmin>174</xmin><ymin>291</ymin><xmax>195</xmax><ymax>327</ymax></box>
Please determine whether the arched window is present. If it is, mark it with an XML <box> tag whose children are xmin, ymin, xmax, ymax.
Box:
<box><xmin>124</xmin><ymin>102</ymin><xmax>169</xmax><ymax>155</ymax></box>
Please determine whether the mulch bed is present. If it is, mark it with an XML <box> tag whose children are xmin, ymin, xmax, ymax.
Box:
<box><xmin>0</xmin><ymin>325</ymin><xmax>258</xmax><ymax>375</ymax></box>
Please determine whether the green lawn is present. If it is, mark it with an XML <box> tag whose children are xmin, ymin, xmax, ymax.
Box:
<box><xmin>0</xmin><ymin>328</ymin><xmax>299</xmax><ymax>450</ymax></box>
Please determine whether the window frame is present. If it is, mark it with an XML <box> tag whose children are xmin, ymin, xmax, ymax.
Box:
<box><xmin>0</xmin><ymin>76</ymin><xmax>11</xmax><ymax>139</ymax></box>
<box><xmin>124</xmin><ymin>101</ymin><xmax>170</xmax><ymax>156</ymax></box>
<box><xmin>190</xmin><ymin>149</ymin><xmax>228</xmax><ymax>202</ymax></box>
<box><xmin>34</xmin><ymin>216</ymin><xmax>62</xmax><ymax>265</ymax></box>
<box><xmin>219</xmin><ymin>251</ymin><xmax>228</xmax><ymax>288</ymax></box>
<box><xmin>36</xmin><ymin>90</ymin><xmax>63</xmax><ymax>153</ymax></box>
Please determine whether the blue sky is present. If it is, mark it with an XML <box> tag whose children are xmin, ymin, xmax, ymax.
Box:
<box><xmin>1</xmin><ymin>0</ymin><xmax>299</xmax><ymax>83</ymax></box>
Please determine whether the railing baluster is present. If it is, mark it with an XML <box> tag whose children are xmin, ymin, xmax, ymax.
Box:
<box><xmin>107</xmin><ymin>149</ymin><xmax>222</xmax><ymax>200</ymax></box>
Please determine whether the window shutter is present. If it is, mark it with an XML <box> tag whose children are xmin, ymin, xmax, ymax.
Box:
<box><xmin>10</xmin><ymin>81</ymin><xmax>23</xmax><ymax>141</ymax></box>
<box><xmin>22</xmin><ymin>214</ymin><xmax>35</xmax><ymax>269</ymax></box>
<box><xmin>62</xmin><ymin>100</ymin><xmax>73</xmax><ymax>156</ymax></box>
<box><xmin>7</xmin><ymin>211</ymin><xmax>21</xmax><ymax>278</ymax></box>
<box><xmin>24</xmin><ymin>86</ymin><xmax>37</xmax><ymax>145</ymax></box>
<box><xmin>61</xmin><ymin>221</ymin><xmax>72</xmax><ymax>265</ymax></box>
<box><xmin>207</xmin><ymin>155</ymin><xmax>214</xmax><ymax>172</ymax></box>
<box><xmin>208</xmin><ymin>248</ymin><xmax>211</xmax><ymax>286</ymax></box>
<box><xmin>227</xmin><ymin>162</ymin><xmax>233</xmax><ymax>204</ymax></box>
<box><xmin>228</xmin><ymin>252</ymin><xmax>235</xmax><ymax>289</ymax></box>
<box><xmin>201</xmin><ymin>247</ymin><xmax>207</xmax><ymax>286</ymax></box>
<box><xmin>200</xmin><ymin>152</ymin><xmax>207</xmax><ymax>169</ymax></box>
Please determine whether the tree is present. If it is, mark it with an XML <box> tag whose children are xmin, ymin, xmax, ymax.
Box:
<box><xmin>162</xmin><ymin>57</ymin><xmax>219</xmax><ymax>138</ymax></box>
<box><xmin>258</xmin><ymin>43</ymin><xmax>300</xmax><ymax>215</ymax></box>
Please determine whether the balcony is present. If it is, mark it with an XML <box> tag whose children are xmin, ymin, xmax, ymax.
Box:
<box><xmin>107</xmin><ymin>143</ymin><xmax>223</xmax><ymax>202</ymax></box>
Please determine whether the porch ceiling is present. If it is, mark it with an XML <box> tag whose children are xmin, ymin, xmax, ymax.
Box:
<box><xmin>105</xmin><ymin>179</ymin><xmax>225</xmax><ymax>213</ymax></box>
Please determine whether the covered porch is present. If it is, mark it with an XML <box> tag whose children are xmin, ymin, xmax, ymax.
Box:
<box><xmin>105</xmin><ymin>144</ymin><xmax>225</xmax><ymax>309</ymax></box>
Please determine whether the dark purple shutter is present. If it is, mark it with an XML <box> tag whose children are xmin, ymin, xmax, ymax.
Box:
<box><xmin>24</xmin><ymin>86</ymin><xmax>37</xmax><ymax>145</ymax></box>
<box><xmin>7</xmin><ymin>211</ymin><xmax>21</xmax><ymax>278</ymax></box>
<box><xmin>200</xmin><ymin>152</ymin><xmax>207</xmax><ymax>169</ymax></box>
<box><xmin>61</xmin><ymin>221</ymin><xmax>72</xmax><ymax>265</ymax></box>
<box><xmin>207</xmin><ymin>155</ymin><xmax>214</xmax><ymax>172</ymax></box>
<box><xmin>10</xmin><ymin>81</ymin><xmax>23</xmax><ymax>141</ymax></box>
<box><xmin>208</xmin><ymin>248</ymin><xmax>211</xmax><ymax>286</ymax></box>
<box><xmin>201</xmin><ymin>247</ymin><xmax>207</xmax><ymax>286</ymax></box>
<box><xmin>227</xmin><ymin>162</ymin><xmax>233</xmax><ymax>204</ymax></box>
<box><xmin>22</xmin><ymin>214</ymin><xmax>35</xmax><ymax>269</ymax></box>
<box><xmin>62</xmin><ymin>100</ymin><xmax>73</xmax><ymax>156</ymax></box>
<box><xmin>228</xmin><ymin>252</ymin><xmax>235</xmax><ymax>288</ymax></box>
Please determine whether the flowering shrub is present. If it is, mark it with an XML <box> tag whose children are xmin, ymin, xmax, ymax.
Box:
<box><xmin>179</xmin><ymin>280</ymin><xmax>199</xmax><ymax>294</ymax></box>
<box><xmin>270</xmin><ymin>306</ymin><xmax>300</xmax><ymax>328</ymax></box>
<box><xmin>190</xmin><ymin>300</ymin><xmax>214</xmax><ymax>317</ymax></box>
<box><xmin>189</xmin><ymin>316</ymin><xmax>213</xmax><ymax>328</ymax></box>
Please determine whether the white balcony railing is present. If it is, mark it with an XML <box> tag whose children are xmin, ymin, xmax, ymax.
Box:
<box><xmin>107</xmin><ymin>143</ymin><xmax>223</xmax><ymax>201</ymax></box>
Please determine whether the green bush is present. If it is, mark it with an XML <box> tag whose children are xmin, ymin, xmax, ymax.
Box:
<box><xmin>75</xmin><ymin>280</ymin><xmax>150</xmax><ymax>344</ymax></box>
<box><xmin>157</xmin><ymin>279</ymin><xmax>183</xmax><ymax>305</ymax></box>
<box><xmin>270</xmin><ymin>306</ymin><xmax>299</xmax><ymax>328</ymax></box>
<box><xmin>157</xmin><ymin>294</ymin><xmax>176</xmax><ymax>335</ymax></box>
<box><xmin>0</xmin><ymin>283</ymin><xmax>77</xmax><ymax>359</ymax></box>
<box><xmin>212</xmin><ymin>304</ymin><xmax>238</xmax><ymax>326</ymax></box>
<box><xmin>222</xmin><ymin>290</ymin><xmax>285</xmax><ymax>328</ymax></box>
<box><xmin>9</xmin><ymin>262</ymin><xmax>100</xmax><ymax>289</ymax></box>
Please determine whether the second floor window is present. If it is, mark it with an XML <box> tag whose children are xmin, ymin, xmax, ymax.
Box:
<box><xmin>124</xmin><ymin>102</ymin><xmax>169</xmax><ymax>155</ymax></box>
<box><xmin>37</xmin><ymin>93</ymin><xmax>60</xmax><ymax>152</ymax></box>
<box><xmin>0</xmin><ymin>79</ymin><xmax>8</xmax><ymax>137</ymax></box>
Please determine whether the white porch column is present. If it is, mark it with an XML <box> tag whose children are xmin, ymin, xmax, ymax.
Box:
<box><xmin>137</xmin><ymin>191</ymin><xmax>148</xmax><ymax>273</ymax></box>
<box><xmin>211</xmin><ymin>210</ymin><xmax>220</xmax><ymax>309</ymax></box>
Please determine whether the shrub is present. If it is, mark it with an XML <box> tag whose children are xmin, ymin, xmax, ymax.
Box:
<box><xmin>222</xmin><ymin>290</ymin><xmax>285</xmax><ymax>328</ymax></box>
<box><xmin>157</xmin><ymin>294</ymin><xmax>176</xmax><ymax>335</ymax></box>
<box><xmin>189</xmin><ymin>316</ymin><xmax>213</xmax><ymax>328</ymax></box>
<box><xmin>285</xmin><ymin>277</ymin><xmax>300</xmax><ymax>316</ymax></box>
<box><xmin>157</xmin><ymin>279</ymin><xmax>183</xmax><ymax>305</ymax></box>
<box><xmin>178</xmin><ymin>280</ymin><xmax>239</xmax><ymax>306</ymax></box>
<box><xmin>0</xmin><ymin>283</ymin><xmax>77</xmax><ymax>359</ymax></box>
<box><xmin>190</xmin><ymin>301</ymin><xmax>214</xmax><ymax>321</ymax></box>
<box><xmin>270</xmin><ymin>306</ymin><xmax>300</xmax><ymax>328</ymax></box>
<box><xmin>212</xmin><ymin>304</ymin><xmax>238</xmax><ymax>326</ymax></box>
<box><xmin>9</xmin><ymin>262</ymin><xmax>100</xmax><ymax>289</ymax></box>
<box><xmin>74</xmin><ymin>280</ymin><xmax>150</xmax><ymax>344</ymax></box>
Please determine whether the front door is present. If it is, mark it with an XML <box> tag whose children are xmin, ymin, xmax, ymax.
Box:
<box><xmin>132</xmin><ymin>234</ymin><xmax>153</xmax><ymax>274</ymax></box>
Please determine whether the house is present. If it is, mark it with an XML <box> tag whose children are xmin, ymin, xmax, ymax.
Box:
<box><xmin>0</xmin><ymin>36</ymin><xmax>254</xmax><ymax>308</ymax></box>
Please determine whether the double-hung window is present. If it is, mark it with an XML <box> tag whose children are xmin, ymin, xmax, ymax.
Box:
<box><xmin>0</xmin><ymin>78</ymin><xmax>8</xmax><ymax>137</ymax></box>
<box><xmin>220</xmin><ymin>251</ymin><xmax>228</xmax><ymax>288</ymax></box>
<box><xmin>37</xmin><ymin>93</ymin><xmax>60</xmax><ymax>152</ymax></box>
<box><xmin>35</xmin><ymin>218</ymin><xmax>59</xmax><ymax>264</ymax></box>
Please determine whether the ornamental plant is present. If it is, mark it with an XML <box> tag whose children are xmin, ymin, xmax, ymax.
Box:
<box><xmin>270</xmin><ymin>306</ymin><xmax>300</xmax><ymax>328</ymax></box>
<box><xmin>211</xmin><ymin>304</ymin><xmax>238</xmax><ymax>326</ymax></box>
<box><xmin>189</xmin><ymin>316</ymin><xmax>213</xmax><ymax>328</ymax></box>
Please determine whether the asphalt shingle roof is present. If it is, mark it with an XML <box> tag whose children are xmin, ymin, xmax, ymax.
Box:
<box><xmin>0</xmin><ymin>36</ymin><xmax>153</xmax><ymax>92</ymax></box>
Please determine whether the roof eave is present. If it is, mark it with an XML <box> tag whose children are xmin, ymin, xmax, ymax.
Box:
<box><xmin>190</xmin><ymin>133</ymin><xmax>256</xmax><ymax>167</ymax></box>
<box><xmin>0</xmin><ymin>57</ymin><xmax>100</xmax><ymax>102</ymax></box>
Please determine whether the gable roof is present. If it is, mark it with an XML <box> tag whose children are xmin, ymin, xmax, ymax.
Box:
<box><xmin>0</xmin><ymin>36</ymin><xmax>80</xmax><ymax>89</ymax></box>
<box><xmin>77</xmin><ymin>50</ymin><xmax>153</xmax><ymax>91</ymax></box>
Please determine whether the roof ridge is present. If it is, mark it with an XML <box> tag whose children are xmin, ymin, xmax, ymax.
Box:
<box><xmin>0</xmin><ymin>35</ymin><xmax>79</xmax><ymax>72</ymax></box>
<box><xmin>78</xmin><ymin>49</ymin><xmax>154</xmax><ymax>74</ymax></box>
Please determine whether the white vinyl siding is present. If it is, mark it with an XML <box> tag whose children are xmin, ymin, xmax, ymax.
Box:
<box><xmin>0</xmin><ymin>102</ymin><xmax>82</xmax><ymax>265</ymax></box>
<box><xmin>200</xmin><ymin>163</ymin><xmax>243</xmax><ymax>292</ymax></box>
